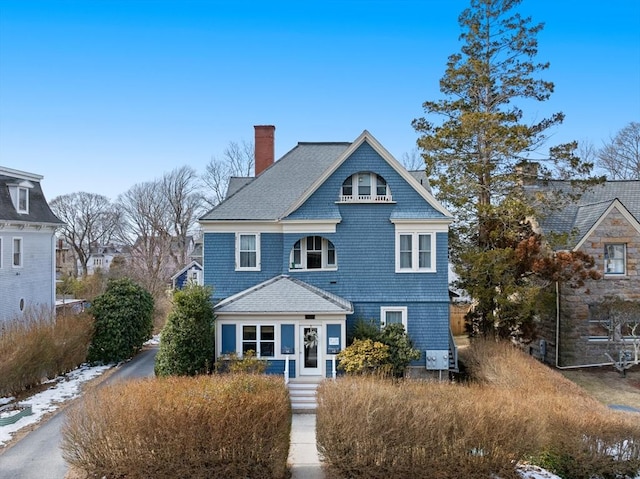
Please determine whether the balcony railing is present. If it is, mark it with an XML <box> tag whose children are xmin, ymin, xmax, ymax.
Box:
<box><xmin>338</xmin><ymin>194</ymin><xmax>393</xmax><ymax>203</ymax></box>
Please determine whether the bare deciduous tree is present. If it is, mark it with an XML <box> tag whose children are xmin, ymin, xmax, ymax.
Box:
<box><xmin>202</xmin><ymin>140</ymin><xmax>254</xmax><ymax>207</ymax></box>
<box><xmin>597</xmin><ymin>121</ymin><xmax>640</xmax><ymax>180</ymax></box>
<box><xmin>117</xmin><ymin>166</ymin><xmax>203</xmax><ymax>297</ymax></box>
<box><xmin>50</xmin><ymin>192</ymin><xmax>121</xmax><ymax>277</ymax></box>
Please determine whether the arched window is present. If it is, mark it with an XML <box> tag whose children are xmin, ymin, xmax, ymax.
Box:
<box><xmin>290</xmin><ymin>236</ymin><xmax>337</xmax><ymax>270</ymax></box>
<box><xmin>339</xmin><ymin>172</ymin><xmax>391</xmax><ymax>202</ymax></box>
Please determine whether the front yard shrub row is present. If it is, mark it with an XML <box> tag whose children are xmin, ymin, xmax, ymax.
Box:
<box><xmin>317</xmin><ymin>341</ymin><xmax>640</xmax><ymax>479</ymax></box>
<box><xmin>0</xmin><ymin>308</ymin><xmax>94</xmax><ymax>397</ymax></box>
<box><xmin>62</xmin><ymin>374</ymin><xmax>291</xmax><ymax>479</ymax></box>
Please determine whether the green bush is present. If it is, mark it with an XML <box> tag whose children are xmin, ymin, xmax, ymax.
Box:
<box><xmin>155</xmin><ymin>285</ymin><xmax>215</xmax><ymax>376</ymax></box>
<box><xmin>62</xmin><ymin>375</ymin><xmax>291</xmax><ymax>479</ymax></box>
<box><xmin>379</xmin><ymin>323</ymin><xmax>422</xmax><ymax>377</ymax></box>
<box><xmin>88</xmin><ymin>278</ymin><xmax>154</xmax><ymax>364</ymax></box>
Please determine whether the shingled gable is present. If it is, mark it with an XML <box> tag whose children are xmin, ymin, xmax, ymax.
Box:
<box><xmin>215</xmin><ymin>275</ymin><xmax>353</xmax><ymax>314</ymax></box>
<box><xmin>281</xmin><ymin>130</ymin><xmax>453</xmax><ymax>220</ymax></box>
<box><xmin>199</xmin><ymin>130</ymin><xmax>453</xmax><ymax>224</ymax></box>
<box><xmin>573</xmin><ymin>199</ymin><xmax>640</xmax><ymax>251</ymax></box>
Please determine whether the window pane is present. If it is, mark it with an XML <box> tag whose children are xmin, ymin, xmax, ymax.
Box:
<box><xmin>240</xmin><ymin>251</ymin><xmax>256</xmax><ymax>268</ymax></box>
<box><xmin>358</xmin><ymin>173</ymin><xmax>371</xmax><ymax>196</ymax></box>
<box><xmin>242</xmin><ymin>342</ymin><xmax>257</xmax><ymax>354</ymax></box>
<box><xmin>240</xmin><ymin>235</ymin><xmax>255</xmax><ymax>251</ymax></box>
<box><xmin>260</xmin><ymin>325</ymin><xmax>275</xmax><ymax>341</ymax></box>
<box><xmin>605</xmin><ymin>244</ymin><xmax>625</xmax><ymax>274</ymax></box>
<box><xmin>419</xmin><ymin>234</ymin><xmax>431</xmax><ymax>268</ymax></box>
<box><xmin>13</xmin><ymin>238</ymin><xmax>21</xmax><ymax>266</ymax></box>
<box><xmin>400</xmin><ymin>234</ymin><xmax>412</xmax><ymax>268</ymax></box>
<box><xmin>260</xmin><ymin>341</ymin><xmax>274</xmax><ymax>357</ymax></box>
<box><xmin>342</xmin><ymin>177</ymin><xmax>353</xmax><ymax>196</ymax></box>
<box><xmin>376</xmin><ymin>175</ymin><xmax>387</xmax><ymax>196</ymax></box>
<box><xmin>307</xmin><ymin>252</ymin><xmax>322</xmax><ymax>269</ymax></box>
<box><xmin>327</xmin><ymin>241</ymin><xmax>336</xmax><ymax>266</ymax></box>
<box><xmin>243</xmin><ymin>325</ymin><xmax>257</xmax><ymax>341</ymax></box>
<box><xmin>18</xmin><ymin>189</ymin><xmax>27</xmax><ymax>211</ymax></box>
<box><xmin>386</xmin><ymin>311</ymin><xmax>403</xmax><ymax>324</ymax></box>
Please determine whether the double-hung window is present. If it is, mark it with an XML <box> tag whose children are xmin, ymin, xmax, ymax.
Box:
<box><xmin>290</xmin><ymin>236</ymin><xmax>337</xmax><ymax>270</ymax></box>
<box><xmin>396</xmin><ymin>232</ymin><xmax>434</xmax><ymax>272</ymax></box>
<box><xmin>242</xmin><ymin>325</ymin><xmax>275</xmax><ymax>357</ymax></box>
<box><xmin>380</xmin><ymin>306</ymin><xmax>408</xmax><ymax>329</ymax></box>
<box><xmin>236</xmin><ymin>233</ymin><xmax>260</xmax><ymax>271</ymax></box>
<box><xmin>13</xmin><ymin>237</ymin><xmax>23</xmax><ymax>268</ymax></box>
<box><xmin>604</xmin><ymin>244</ymin><xmax>626</xmax><ymax>275</ymax></box>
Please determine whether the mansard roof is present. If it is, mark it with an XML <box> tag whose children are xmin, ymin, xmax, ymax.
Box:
<box><xmin>0</xmin><ymin>167</ymin><xmax>64</xmax><ymax>225</ymax></box>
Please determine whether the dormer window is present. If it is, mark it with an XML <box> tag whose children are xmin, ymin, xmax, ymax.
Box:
<box><xmin>18</xmin><ymin>187</ymin><xmax>28</xmax><ymax>213</ymax></box>
<box><xmin>339</xmin><ymin>172</ymin><xmax>392</xmax><ymax>202</ymax></box>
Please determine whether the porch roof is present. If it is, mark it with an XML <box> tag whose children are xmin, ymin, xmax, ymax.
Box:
<box><xmin>214</xmin><ymin>275</ymin><xmax>353</xmax><ymax>315</ymax></box>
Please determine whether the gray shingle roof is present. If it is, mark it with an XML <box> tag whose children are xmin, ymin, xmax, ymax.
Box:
<box><xmin>200</xmin><ymin>142</ymin><xmax>351</xmax><ymax>221</ymax></box>
<box><xmin>528</xmin><ymin>180</ymin><xmax>640</xmax><ymax>248</ymax></box>
<box><xmin>215</xmin><ymin>275</ymin><xmax>353</xmax><ymax>314</ymax></box>
<box><xmin>0</xmin><ymin>173</ymin><xmax>64</xmax><ymax>225</ymax></box>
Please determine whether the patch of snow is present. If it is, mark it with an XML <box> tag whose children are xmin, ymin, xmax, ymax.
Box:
<box><xmin>0</xmin><ymin>364</ymin><xmax>111</xmax><ymax>447</ymax></box>
<box><xmin>517</xmin><ymin>464</ymin><xmax>562</xmax><ymax>479</ymax></box>
<box><xmin>144</xmin><ymin>334</ymin><xmax>161</xmax><ymax>346</ymax></box>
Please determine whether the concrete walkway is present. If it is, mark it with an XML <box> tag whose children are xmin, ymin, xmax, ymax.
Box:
<box><xmin>288</xmin><ymin>414</ymin><xmax>325</xmax><ymax>479</ymax></box>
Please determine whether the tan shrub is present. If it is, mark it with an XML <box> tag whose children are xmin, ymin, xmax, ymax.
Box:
<box><xmin>62</xmin><ymin>374</ymin><xmax>291</xmax><ymax>479</ymax></box>
<box><xmin>0</xmin><ymin>307</ymin><xmax>94</xmax><ymax>396</ymax></box>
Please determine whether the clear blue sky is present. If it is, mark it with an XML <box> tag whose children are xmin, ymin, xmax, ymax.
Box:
<box><xmin>1</xmin><ymin>0</ymin><xmax>639</xmax><ymax>201</ymax></box>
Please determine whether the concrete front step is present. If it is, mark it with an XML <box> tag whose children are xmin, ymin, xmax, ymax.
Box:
<box><xmin>288</xmin><ymin>380</ymin><xmax>321</xmax><ymax>413</ymax></box>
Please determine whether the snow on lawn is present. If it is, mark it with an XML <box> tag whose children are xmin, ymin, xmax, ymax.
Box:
<box><xmin>0</xmin><ymin>363</ymin><xmax>111</xmax><ymax>447</ymax></box>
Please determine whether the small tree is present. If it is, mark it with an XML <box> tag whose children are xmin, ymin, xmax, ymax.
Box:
<box><xmin>155</xmin><ymin>285</ymin><xmax>215</xmax><ymax>376</ymax></box>
<box><xmin>591</xmin><ymin>296</ymin><xmax>640</xmax><ymax>376</ymax></box>
<box><xmin>379</xmin><ymin>323</ymin><xmax>422</xmax><ymax>378</ymax></box>
<box><xmin>88</xmin><ymin>278</ymin><xmax>154</xmax><ymax>364</ymax></box>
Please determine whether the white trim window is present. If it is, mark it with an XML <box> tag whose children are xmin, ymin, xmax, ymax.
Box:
<box><xmin>339</xmin><ymin>172</ymin><xmax>392</xmax><ymax>202</ymax></box>
<box><xmin>290</xmin><ymin>236</ymin><xmax>337</xmax><ymax>270</ymax></box>
<box><xmin>604</xmin><ymin>244</ymin><xmax>626</xmax><ymax>275</ymax></box>
<box><xmin>381</xmin><ymin>306</ymin><xmax>408</xmax><ymax>329</ymax></box>
<box><xmin>236</xmin><ymin>233</ymin><xmax>260</xmax><ymax>271</ymax></box>
<box><xmin>12</xmin><ymin>237</ymin><xmax>23</xmax><ymax>268</ymax></box>
<box><xmin>94</xmin><ymin>257</ymin><xmax>103</xmax><ymax>267</ymax></box>
<box><xmin>17</xmin><ymin>187</ymin><xmax>29</xmax><ymax>213</ymax></box>
<box><xmin>395</xmin><ymin>232</ymin><xmax>435</xmax><ymax>272</ymax></box>
<box><xmin>242</xmin><ymin>325</ymin><xmax>275</xmax><ymax>357</ymax></box>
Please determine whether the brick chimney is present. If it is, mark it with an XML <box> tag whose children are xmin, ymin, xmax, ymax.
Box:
<box><xmin>254</xmin><ymin>125</ymin><xmax>275</xmax><ymax>176</ymax></box>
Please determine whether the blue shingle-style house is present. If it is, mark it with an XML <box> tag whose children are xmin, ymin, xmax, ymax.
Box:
<box><xmin>199</xmin><ymin>126</ymin><xmax>456</xmax><ymax>381</ymax></box>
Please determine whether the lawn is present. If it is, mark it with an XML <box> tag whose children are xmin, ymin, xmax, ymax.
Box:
<box><xmin>560</xmin><ymin>366</ymin><xmax>640</xmax><ymax>410</ymax></box>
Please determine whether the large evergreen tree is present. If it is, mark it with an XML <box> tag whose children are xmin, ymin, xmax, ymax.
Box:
<box><xmin>413</xmin><ymin>0</ymin><xmax>600</xmax><ymax>340</ymax></box>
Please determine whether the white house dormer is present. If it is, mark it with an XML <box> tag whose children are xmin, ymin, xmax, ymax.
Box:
<box><xmin>8</xmin><ymin>180</ymin><xmax>35</xmax><ymax>214</ymax></box>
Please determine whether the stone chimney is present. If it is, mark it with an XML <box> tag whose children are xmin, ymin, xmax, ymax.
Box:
<box><xmin>254</xmin><ymin>125</ymin><xmax>275</xmax><ymax>176</ymax></box>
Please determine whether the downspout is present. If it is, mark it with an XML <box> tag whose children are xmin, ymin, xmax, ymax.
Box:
<box><xmin>554</xmin><ymin>280</ymin><xmax>615</xmax><ymax>370</ymax></box>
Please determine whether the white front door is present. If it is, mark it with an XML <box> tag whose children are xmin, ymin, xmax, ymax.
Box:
<box><xmin>300</xmin><ymin>325</ymin><xmax>322</xmax><ymax>376</ymax></box>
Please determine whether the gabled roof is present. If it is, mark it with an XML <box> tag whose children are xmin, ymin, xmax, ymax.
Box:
<box><xmin>528</xmin><ymin>180</ymin><xmax>640</xmax><ymax>249</ymax></box>
<box><xmin>200</xmin><ymin>131</ymin><xmax>452</xmax><ymax>222</ymax></box>
<box><xmin>214</xmin><ymin>275</ymin><xmax>353</xmax><ymax>315</ymax></box>
<box><xmin>0</xmin><ymin>167</ymin><xmax>64</xmax><ymax>225</ymax></box>
<box><xmin>170</xmin><ymin>260</ymin><xmax>203</xmax><ymax>281</ymax></box>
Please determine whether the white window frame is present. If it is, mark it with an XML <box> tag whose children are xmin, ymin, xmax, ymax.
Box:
<box><xmin>380</xmin><ymin>306</ymin><xmax>408</xmax><ymax>329</ymax></box>
<box><xmin>94</xmin><ymin>257</ymin><xmax>103</xmax><ymax>267</ymax></box>
<box><xmin>235</xmin><ymin>233</ymin><xmax>261</xmax><ymax>271</ymax></box>
<box><xmin>241</xmin><ymin>324</ymin><xmax>275</xmax><ymax>358</ymax></box>
<box><xmin>339</xmin><ymin>172</ymin><xmax>392</xmax><ymax>202</ymax></box>
<box><xmin>604</xmin><ymin>243</ymin><xmax>626</xmax><ymax>275</ymax></box>
<box><xmin>395</xmin><ymin>231</ymin><xmax>435</xmax><ymax>273</ymax></box>
<box><xmin>17</xmin><ymin>187</ymin><xmax>29</xmax><ymax>214</ymax></box>
<box><xmin>289</xmin><ymin>236</ymin><xmax>337</xmax><ymax>271</ymax></box>
<box><xmin>12</xmin><ymin>237</ymin><xmax>23</xmax><ymax>268</ymax></box>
